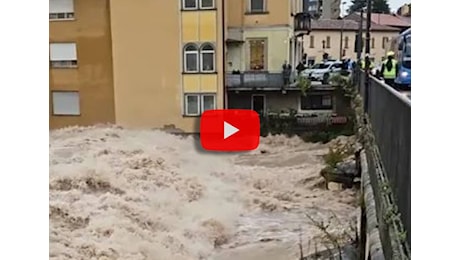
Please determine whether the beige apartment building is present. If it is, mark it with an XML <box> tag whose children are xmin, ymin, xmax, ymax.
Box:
<box><xmin>304</xmin><ymin>19</ymin><xmax>400</xmax><ymax>64</ymax></box>
<box><xmin>50</xmin><ymin>0</ymin><xmax>224</xmax><ymax>132</ymax></box>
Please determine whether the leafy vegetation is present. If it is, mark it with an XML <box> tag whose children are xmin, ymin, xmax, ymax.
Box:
<box><xmin>297</xmin><ymin>75</ymin><xmax>312</xmax><ymax>96</ymax></box>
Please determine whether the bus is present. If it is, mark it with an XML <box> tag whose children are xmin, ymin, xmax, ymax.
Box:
<box><xmin>388</xmin><ymin>28</ymin><xmax>411</xmax><ymax>89</ymax></box>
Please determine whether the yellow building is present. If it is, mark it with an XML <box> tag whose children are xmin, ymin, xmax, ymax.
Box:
<box><xmin>226</xmin><ymin>0</ymin><xmax>304</xmax><ymax>73</ymax></box>
<box><xmin>49</xmin><ymin>0</ymin><xmax>224</xmax><ymax>132</ymax></box>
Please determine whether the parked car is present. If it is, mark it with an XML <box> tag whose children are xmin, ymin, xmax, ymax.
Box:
<box><xmin>300</xmin><ymin>61</ymin><xmax>343</xmax><ymax>84</ymax></box>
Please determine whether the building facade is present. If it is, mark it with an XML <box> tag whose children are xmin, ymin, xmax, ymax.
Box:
<box><xmin>49</xmin><ymin>0</ymin><xmax>116</xmax><ymax>129</ymax></box>
<box><xmin>50</xmin><ymin>0</ymin><xmax>224</xmax><ymax>132</ymax></box>
<box><xmin>305</xmin><ymin>19</ymin><xmax>400</xmax><ymax>63</ymax></box>
<box><xmin>51</xmin><ymin>0</ymin><xmax>357</xmax><ymax>131</ymax></box>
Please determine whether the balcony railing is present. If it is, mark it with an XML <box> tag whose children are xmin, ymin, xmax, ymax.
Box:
<box><xmin>226</xmin><ymin>72</ymin><xmax>285</xmax><ymax>89</ymax></box>
<box><xmin>293</xmin><ymin>12</ymin><xmax>312</xmax><ymax>33</ymax></box>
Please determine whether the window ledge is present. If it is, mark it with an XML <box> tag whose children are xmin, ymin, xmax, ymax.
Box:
<box><xmin>49</xmin><ymin>18</ymin><xmax>76</xmax><ymax>22</ymax></box>
<box><xmin>183</xmin><ymin>115</ymin><xmax>201</xmax><ymax>118</ymax></box>
<box><xmin>182</xmin><ymin>71</ymin><xmax>218</xmax><ymax>75</ymax></box>
<box><xmin>181</xmin><ymin>7</ymin><xmax>217</xmax><ymax>11</ymax></box>
<box><xmin>50</xmin><ymin>66</ymin><xmax>79</xmax><ymax>69</ymax></box>
<box><xmin>52</xmin><ymin>114</ymin><xmax>81</xmax><ymax>117</ymax></box>
<box><xmin>245</xmin><ymin>11</ymin><xmax>269</xmax><ymax>15</ymax></box>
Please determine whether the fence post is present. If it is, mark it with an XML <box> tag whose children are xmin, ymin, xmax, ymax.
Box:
<box><xmin>364</xmin><ymin>72</ymin><xmax>369</xmax><ymax>113</ymax></box>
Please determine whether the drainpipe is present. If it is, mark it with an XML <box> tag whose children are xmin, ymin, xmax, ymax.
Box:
<box><xmin>222</xmin><ymin>0</ymin><xmax>227</xmax><ymax>109</ymax></box>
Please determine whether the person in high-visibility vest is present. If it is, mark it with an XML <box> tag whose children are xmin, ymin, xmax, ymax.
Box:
<box><xmin>359</xmin><ymin>55</ymin><xmax>375</xmax><ymax>70</ymax></box>
<box><xmin>380</xmin><ymin>51</ymin><xmax>398</xmax><ymax>88</ymax></box>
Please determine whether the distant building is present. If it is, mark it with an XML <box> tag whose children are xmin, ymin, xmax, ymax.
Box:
<box><xmin>304</xmin><ymin>19</ymin><xmax>400</xmax><ymax>63</ymax></box>
<box><xmin>397</xmin><ymin>3</ymin><xmax>411</xmax><ymax>17</ymax></box>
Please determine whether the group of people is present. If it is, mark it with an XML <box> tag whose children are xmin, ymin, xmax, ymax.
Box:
<box><xmin>357</xmin><ymin>51</ymin><xmax>399</xmax><ymax>88</ymax></box>
<box><xmin>281</xmin><ymin>51</ymin><xmax>399</xmax><ymax>88</ymax></box>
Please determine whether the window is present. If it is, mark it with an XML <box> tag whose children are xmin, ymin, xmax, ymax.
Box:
<box><xmin>344</xmin><ymin>36</ymin><xmax>349</xmax><ymax>49</ymax></box>
<box><xmin>300</xmin><ymin>94</ymin><xmax>333</xmax><ymax>110</ymax></box>
<box><xmin>331</xmin><ymin>63</ymin><xmax>342</xmax><ymax>70</ymax></box>
<box><xmin>185</xmin><ymin>95</ymin><xmax>200</xmax><ymax>115</ymax></box>
<box><xmin>326</xmin><ymin>36</ymin><xmax>331</xmax><ymax>48</ymax></box>
<box><xmin>307</xmin><ymin>57</ymin><xmax>315</xmax><ymax>66</ymax></box>
<box><xmin>52</xmin><ymin>91</ymin><xmax>80</xmax><ymax>116</ymax></box>
<box><xmin>49</xmin><ymin>43</ymin><xmax>78</xmax><ymax>68</ymax></box>
<box><xmin>382</xmin><ymin>37</ymin><xmax>388</xmax><ymax>49</ymax></box>
<box><xmin>184</xmin><ymin>43</ymin><xmax>199</xmax><ymax>72</ymax></box>
<box><xmin>200</xmin><ymin>44</ymin><xmax>215</xmax><ymax>72</ymax></box>
<box><xmin>200</xmin><ymin>0</ymin><xmax>215</xmax><ymax>8</ymax></box>
<box><xmin>184</xmin><ymin>94</ymin><xmax>216</xmax><ymax>116</ymax></box>
<box><xmin>249</xmin><ymin>0</ymin><xmax>265</xmax><ymax>13</ymax></box>
<box><xmin>202</xmin><ymin>95</ymin><xmax>216</xmax><ymax>112</ymax></box>
<box><xmin>49</xmin><ymin>0</ymin><xmax>74</xmax><ymax>20</ymax></box>
<box><xmin>371</xmin><ymin>37</ymin><xmax>375</xmax><ymax>49</ymax></box>
<box><xmin>249</xmin><ymin>39</ymin><xmax>266</xmax><ymax>70</ymax></box>
<box><xmin>183</xmin><ymin>0</ymin><xmax>198</xmax><ymax>9</ymax></box>
<box><xmin>309</xmin><ymin>35</ymin><xmax>314</xmax><ymax>48</ymax></box>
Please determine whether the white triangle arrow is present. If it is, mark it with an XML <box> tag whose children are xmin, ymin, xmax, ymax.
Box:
<box><xmin>224</xmin><ymin>121</ymin><xmax>239</xmax><ymax>139</ymax></box>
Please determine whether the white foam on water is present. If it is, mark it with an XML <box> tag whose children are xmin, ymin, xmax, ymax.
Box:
<box><xmin>50</xmin><ymin>125</ymin><xmax>357</xmax><ymax>260</ymax></box>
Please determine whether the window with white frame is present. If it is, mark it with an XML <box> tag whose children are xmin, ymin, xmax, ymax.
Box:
<box><xmin>183</xmin><ymin>0</ymin><xmax>198</xmax><ymax>9</ymax></box>
<box><xmin>184</xmin><ymin>94</ymin><xmax>216</xmax><ymax>116</ymax></box>
<box><xmin>200</xmin><ymin>0</ymin><xmax>215</xmax><ymax>9</ymax></box>
<box><xmin>200</xmin><ymin>43</ymin><xmax>215</xmax><ymax>72</ymax></box>
<box><xmin>52</xmin><ymin>91</ymin><xmax>80</xmax><ymax>115</ymax></box>
<box><xmin>300</xmin><ymin>94</ymin><xmax>333</xmax><ymax>110</ymax></box>
<box><xmin>185</xmin><ymin>94</ymin><xmax>200</xmax><ymax>116</ymax></box>
<box><xmin>184</xmin><ymin>44</ymin><xmax>199</xmax><ymax>72</ymax></box>
<box><xmin>202</xmin><ymin>94</ymin><xmax>216</xmax><ymax>112</ymax></box>
<box><xmin>50</xmin><ymin>43</ymin><xmax>78</xmax><ymax>68</ymax></box>
<box><xmin>249</xmin><ymin>0</ymin><xmax>265</xmax><ymax>12</ymax></box>
<box><xmin>49</xmin><ymin>0</ymin><xmax>75</xmax><ymax>20</ymax></box>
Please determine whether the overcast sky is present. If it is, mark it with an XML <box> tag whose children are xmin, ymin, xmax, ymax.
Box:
<box><xmin>341</xmin><ymin>0</ymin><xmax>410</xmax><ymax>16</ymax></box>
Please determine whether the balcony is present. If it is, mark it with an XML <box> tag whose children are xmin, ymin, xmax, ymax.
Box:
<box><xmin>293</xmin><ymin>12</ymin><xmax>312</xmax><ymax>34</ymax></box>
<box><xmin>226</xmin><ymin>72</ymin><xmax>285</xmax><ymax>90</ymax></box>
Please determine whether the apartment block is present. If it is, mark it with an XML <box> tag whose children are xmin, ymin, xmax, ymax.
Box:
<box><xmin>49</xmin><ymin>0</ymin><xmax>224</xmax><ymax>132</ymax></box>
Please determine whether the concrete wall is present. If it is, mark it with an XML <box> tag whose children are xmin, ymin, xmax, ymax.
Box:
<box><xmin>227</xmin><ymin>0</ymin><xmax>292</xmax><ymax>28</ymax></box>
<box><xmin>227</xmin><ymin>89</ymin><xmax>350</xmax><ymax>115</ymax></box>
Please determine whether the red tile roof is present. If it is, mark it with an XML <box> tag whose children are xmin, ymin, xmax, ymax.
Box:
<box><xmin>369</xmin><ymin>13</ymin><xmax>410</xmax><ymax>27</ymax></box>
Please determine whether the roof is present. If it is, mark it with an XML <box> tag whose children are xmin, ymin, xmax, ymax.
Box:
<box><xmin>344</xmin><ymin>13</ymin><xmax>410</xmax><ymax>28</ymax></box>
<box><xmin>310</xmin><ymin>19</ymin><xmax>400</xmax><ymax>31</ymax></box>
<box><xmin>370</xmin><ymin>13</ymin><xmax>411</xmax><ymax>27</ymax></box>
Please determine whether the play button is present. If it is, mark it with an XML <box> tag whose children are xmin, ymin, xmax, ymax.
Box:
<box><xmin>200</xmin><ymin>109</ymin><xmax>260</xmax><ymax>151</ymax></box>
<box><xmin>224</xmin><ymin>121</ymin><xmax>239</xmax><ymax>139</ymax></box>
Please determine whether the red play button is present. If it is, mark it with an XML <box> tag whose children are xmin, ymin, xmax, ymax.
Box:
<box><xmin>200</xmin><ymin>109</ymin><xmax>260</xmax><ymax>151</ymax></box>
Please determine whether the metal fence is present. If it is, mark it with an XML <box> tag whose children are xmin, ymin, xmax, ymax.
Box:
<box><xmin>226</xmin><ymin>72</ymin><xmax>284</xmax><ymax>88</ymax></box>
<box><xmin>357</xmin><ymin>70</ymin><xmax>411</xmax><ymax>248</ymax></box>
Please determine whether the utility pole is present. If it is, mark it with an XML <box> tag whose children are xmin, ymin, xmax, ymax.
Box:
<box><xmin>339</xmin><ymin>20</ymin><xmax>344</xmax><ymax>60</ymax></box>
<box><xmin>339</xmin><ymin>2</ymin><xmax>347</xmax><ymax>60</ymax></box>
<box><xmin>364</xmin><ymin>0</ymin><xmax>372</xmax><ymax>112</ymax></box>
<box><xmin>357</xmin><ymin>8</ymin><xmax>363</xmax><ymax>61</ymax></box>
<box><xmin>365</xmin><ymin>0</ymin><xmax>371</xmax><ymax>66</ymax></box>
